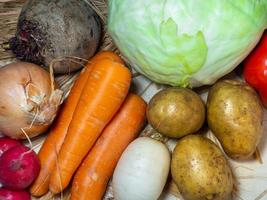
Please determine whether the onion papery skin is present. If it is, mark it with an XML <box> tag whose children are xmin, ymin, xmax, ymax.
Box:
<box><xmin>0</xmin><ymin>62</ymin><xmax>63</xmax><ymax>139</ymax></box>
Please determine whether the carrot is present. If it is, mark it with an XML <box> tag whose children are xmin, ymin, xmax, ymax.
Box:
<box><xmin>89</xmin><ymin>51</ymin><xmax>124</xmax><ymax>65</ymax></box>
<box><xmin>49</xmin><ymin>58</ymin><xmax>131</xmax><ymax>194</ymax></box>
<box><xmin>70</xmin><ymin>93</ymin><xmax>146</xmax><ymax>200</ymax></box>
<box><xmin>30</xmin><ymin>51</ymin><xmax>124</xmax><ymax>196</ymax></box>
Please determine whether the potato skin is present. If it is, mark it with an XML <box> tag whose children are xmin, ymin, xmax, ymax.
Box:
<box><xmin>171</xmin><ymin>135</ymin><xmax>233</xmax><ymax>200</ymax></box>
<box><xmin>207</xmin><ymin>80</ymin><xmax>263</xmax><ymax>160</ymax></box>
<box><xmin>147</xmin><ymin>87</ymin><xmax>205</xmax><ymax>138</ymax></box>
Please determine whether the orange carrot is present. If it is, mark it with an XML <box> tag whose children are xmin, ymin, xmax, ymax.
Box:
<box><xmin>49</xmin><ymin>58</ymin><xmax>131</xmax><ymax>194</ymax></box>
<box><xmin>89</xmin><ymin>51</ymin><xmax>124</xmax><ymax>65</ymax></box>
<box><xmin>30</xmin><ymin>51</ymin><xmax>124</xmax><ymax>196</ymax></box>
<box><xmin>70</xmin><ymin>93</ymin><xmax>146</xmax><ymax>200</ymax></box>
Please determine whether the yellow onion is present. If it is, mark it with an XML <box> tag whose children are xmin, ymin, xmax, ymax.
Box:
<box><xmin>0</xmin><ymin>62</ymin><xmax>63</xmax><ymax>139</ymax></box>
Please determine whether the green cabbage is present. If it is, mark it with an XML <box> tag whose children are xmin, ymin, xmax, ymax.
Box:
<box><xmin>108</xmin><ymin>0</ymin><xmax>267</xmax><ymax>87</ymax></box>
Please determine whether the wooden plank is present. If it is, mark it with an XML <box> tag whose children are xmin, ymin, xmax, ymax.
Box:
<box><xmin>0</xmin><ymin>0</ymin><xmax>25</xmax><ymax>60</ymax></box>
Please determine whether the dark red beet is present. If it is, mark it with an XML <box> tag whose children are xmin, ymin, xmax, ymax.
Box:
<box><xmin>0</xmin><ymin>188</ymin><xmax>30</xmax><ymax>200</ymax></box>
<box><xmin>10</xmin><ymin>0</ymin><xmax>102</xmax><ymax>74</ymax></box>
<box><xmin>0</xmin><ymin>145</ymin><xmax>40</xmax><ymax>190</ymax></box>
<box><xmin>0</xmin><ymin>137</ymin><xmax>21</xmax><ymax>157</ymax></box>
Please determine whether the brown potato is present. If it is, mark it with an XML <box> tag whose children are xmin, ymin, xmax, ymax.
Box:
<box><xmin>171</xmin><ymin>135</ymin><xmax>233</xmax><ymax>200</ymax></box>
<box><xmin>207</xmin><ymin>80</ymin><xmax>264</xmax><ymax>160</ymax></box>
<box><xmin>147</xmin><ymin>87</ymin><xmax>205</xmax><ymax>138</ymax></box>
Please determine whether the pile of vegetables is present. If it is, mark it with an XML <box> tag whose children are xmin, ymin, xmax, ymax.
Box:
<box><xmin>1</xmin><ymin>0</ymin><xmax>267</xmax><ymax>199</ymax></box>
<box><xmin>145</xmin><ymin>79</ymin><xmax>263</xmax><ymax>200</ymax></box>
<box><xmin>0</xmin><ymin>51</ymin><xmax>147</xmax><ymax>200</ymax></box>
<box><xmin>28</xmin><ymin>51</ymin><xmax>147</xmax><ymax>200</ymax></box>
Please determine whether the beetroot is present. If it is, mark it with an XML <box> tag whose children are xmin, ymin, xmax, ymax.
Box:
<box><xmin>0</xmin><ymin>188</ymin><xmax>30</xmax><ymax>200</ymax></box>
<box><xmin>0</xmin><ymin>145</ymin><xmax>40</xmax><ymax>190</ymax></box>
<box><xmin>10</xmin><ymin>0</ymin><xmax>102</xmax><ymax>74</ymax></box>
<box><xmin>0</xmin><ymin>137</ymin><xmax>21</xmax><ymax>157</ymax></box>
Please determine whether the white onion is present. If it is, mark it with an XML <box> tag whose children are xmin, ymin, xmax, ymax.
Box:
<box><xmin>0</xmin><ymin>62</ymin><xmax>63</xmax><ymax>139</ymax></box>
<box><xmin>112</xmin><ymin>137</ymin><xmax>170</xmax><ymax>200</ymax></box>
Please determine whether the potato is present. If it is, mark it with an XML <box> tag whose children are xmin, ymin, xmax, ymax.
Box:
<box><xmin>171</xmin><ymin>135</ymin><xmax>233</xmax><ymax>200</ymax></box>
<box><xmin>147</xmin><ymin>87</ymin><xmax>205</xmax><ymax>138</ymax></box>
<box><xmin>207</xmin><ymin>80</ymin><xmax>264</xmax><ymax>160</ymax></box>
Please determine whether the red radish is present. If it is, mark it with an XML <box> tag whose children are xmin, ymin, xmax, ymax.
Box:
<box><xmin>0</xmin><ymin>137</ymin><xmax>21</xmax><ymax>157</ymax></box>
<box><xmin>0</xmin><ymin>145</ymin><xmax>40</xmax><ymax>190</ymax></box>
<box><xmin>0</xmin><ymin>188</ymin><xmax>30</xmax><ymax>200</ymax></box>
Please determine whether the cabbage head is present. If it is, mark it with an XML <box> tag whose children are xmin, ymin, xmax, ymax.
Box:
<box><xmin>108</xmin><ymin>0</ymin><xmax>267</xmax><ymax>87</ymax></box>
